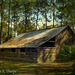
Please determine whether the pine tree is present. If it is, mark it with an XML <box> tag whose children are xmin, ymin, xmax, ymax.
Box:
<box><xmin>0</xmin><ymin>0</ymin><xmax>3</xmax><ymax>44</ymax></box>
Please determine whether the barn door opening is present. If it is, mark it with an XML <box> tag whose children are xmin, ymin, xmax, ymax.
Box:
<box><xmin>40</xmin><ymin>37</ymin><xmax>55</xmax><ymax>47</ymax></box>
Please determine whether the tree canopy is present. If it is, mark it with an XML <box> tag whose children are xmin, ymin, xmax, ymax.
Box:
<box><xmin>0</xmin><ymin>0</ymin><xmax>75</xmax><ymax>43</ymax></box>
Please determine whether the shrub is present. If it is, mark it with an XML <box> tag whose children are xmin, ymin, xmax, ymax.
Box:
<box><xmin>58</xmin><ymin>45</ymin><xmax>75</xmax><ymax>61</ymax></box>
<box><xmin>71</xmin><ymin>46</ymin><xmax>75</xmax><ymax>60</ymax></box>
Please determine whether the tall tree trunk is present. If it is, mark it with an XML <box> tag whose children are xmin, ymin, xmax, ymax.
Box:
<box><xmin>8</xmin><ymin>0</ymin><xmax>11</xmax><ymax>40</ymax></box>
<box><xmin>15</xmin><ymin>21</ymin><xmax>17</xmax><ymax>37</ymax></box>
<box><xmin>36</xmin><ymin>8</ymin><xmax>39</xmax><ymax>30</ymax></box>
<box><xmin>61</xmin><ymin>18</ymin><xmax>62</xmax><ymax>26</ymax></box>
<box><xmin>13</xmin><ymin>19</ymin><xmax>15</xmax><ymax>38</ymax></box>
<box><xmin>50</xmin><ymin>11</ymin><xmax>51</xmax><ymax>19</ymax></box>
<box><xmin>11</xmin><ymin>20</ymin><xmax>13</xmax><ymax>37</ymax></box>
<box><xmin>45</xmin><ymin>10</ymin><xmax>47</xmax><ymax>29</ymax></box>
<box><xmin>0</xmin><ymin>0</ymin><xmax>3</xmax><ymax>44</ymax></box>
<box><xmin>24</xmin><ymin>4</ymin><xmax>27</xmax><ymax>32</ymax></box>
<box><xmin>53</xmin><ymin>10</ymin><xmax>55</xmax><ymax>28</ymax></box>
<box><xmin>53</xmin><ymin>1</ymin><xmax>55</xmax><ymax>28</ymax></box>
<box><xmin>64</xmin><ymin>17</ymin><xmax>66</xmax><ymax>25</ymax></box>
<box><xmin>63</xmin><ymin>1</ymin><xmax>65</xmax><ymax>26</ymax></box>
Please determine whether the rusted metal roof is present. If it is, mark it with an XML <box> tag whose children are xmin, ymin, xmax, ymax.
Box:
<box><xmin>0</xmin><ymin>26</ymin><xmax>68</xmax><ymax>48</ymax></box>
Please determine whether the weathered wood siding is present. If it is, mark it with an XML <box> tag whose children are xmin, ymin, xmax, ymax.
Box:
<box><xmin>37</xmin><ymin>47</ymin><xmax>57</xmax><ymax>63</ymax></box>
<box><xmin>0</xmin><ymin>48</ymin><xmax>37</xmax><ymax>61</ymax></box>
<box><xmin>0</xmin><ymin>48</ymin><xmax>18</xmax><ymax>58</ymax></box>
<box><xmin>55</xmin><ymin>27</ymin><xmax>75</xmax><ymax>55</ymax></box>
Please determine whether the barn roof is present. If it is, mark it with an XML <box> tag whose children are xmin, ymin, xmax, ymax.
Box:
<box><xmin>0</xmin><ymin>26</ymin><xmax>71</xmax><ymax>48</ymax></box>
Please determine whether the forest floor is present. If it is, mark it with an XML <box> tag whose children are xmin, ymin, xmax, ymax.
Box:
<box><xmin>0</xmin><ymin>59</ymin><xmax>75</xmax><ymax>75</ymax></box>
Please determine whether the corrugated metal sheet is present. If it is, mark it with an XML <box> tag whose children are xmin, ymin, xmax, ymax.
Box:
<box><xmin>0</xmin><ymin>26</ymin><xmax>67</xmax><ymax>48</ymax></box>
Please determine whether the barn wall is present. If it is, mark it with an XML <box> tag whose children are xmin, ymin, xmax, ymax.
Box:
<box><xmin>37</xmin><ymin>28</ymin><xmax>75</xmax><ymax>63</ymax></box>
<box><xmin>55</xmin><ymin>27</ymin><xmax>75</xmax><ymax>55</ymax></box>
<box><xmin>0</xmin><ymin>48</ymin><xmax>18</xmax><ymax>58</ymax></box>
<box><xmin>19</xmin><ymin>48</ymin><xmax>37</xmax><ymax>60</ymax></box>
<box><xmin>37</xmin><ymin>47</ymin><xmax>57</xmax><ymax>63</ymax></box>
<box><xmin>0</xmin><ymin>47</ymin><xmax>57</xmax><ymax>63</ymax></box>
<box><xmin>0</xmin><ymin>48</ymin><xmax>37</xmax><ymax>61</ymax></box>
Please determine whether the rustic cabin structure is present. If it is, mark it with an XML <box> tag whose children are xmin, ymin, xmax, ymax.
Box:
<box><xmin>0</xmin><ymin>26</ymin><xmax>75</xmax><ymax>63</ymax></box>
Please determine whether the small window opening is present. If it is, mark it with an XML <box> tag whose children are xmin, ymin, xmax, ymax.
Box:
<box><xmin>20</xmin><ymin>48</ymin><xmax>25</xmax><ymax>52</ymax></box>
<box><xmin>25</xmin><ymin>48</ymin><xmax>37</xmax><ymax>52</ymax></box>
<box><xmin>11</xmin><ymin>48</ymin><xmax>15</xmax><ymax>52</ymax></box>
<box><xmin>31</xmin><ymin>48</ymin><xmax>37</xmax><ymax>52</ymax></box>
<box><xmin>25</xmin><ymin>48</ymin><xmax>31</xmax><ymax>52</ymax></box>
<box><xmin>0</xmin><ymin>49</ymin><xmax>4</xmax><ymax>52</ymax></box>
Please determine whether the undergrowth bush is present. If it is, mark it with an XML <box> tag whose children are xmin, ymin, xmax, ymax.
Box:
<box><xmin>58</xmin><ymin>45</ymin><xmax>75</xmax><ymax>61</ymax></box>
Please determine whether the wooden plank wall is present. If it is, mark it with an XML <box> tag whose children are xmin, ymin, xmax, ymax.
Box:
<box><xmin>0</xmin><ymin>48</ymin><xmax>37</xmax><ymax>61</ymax></box>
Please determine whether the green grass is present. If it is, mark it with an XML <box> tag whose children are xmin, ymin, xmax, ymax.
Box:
<box><xmin>0</xmin><ymin>57</ymin><xmax>37</xmax><ymax>63</ymax></box>
<box><xmin>0</xmin><ymin>59</ymin><xmax>74</xmax><ymax>75</ymax></box>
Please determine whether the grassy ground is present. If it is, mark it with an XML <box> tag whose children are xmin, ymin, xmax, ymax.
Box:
<box><xmin>0</xmin><ymin>59</ymin><xmax>75</xmax><ymax>75</ymax></box>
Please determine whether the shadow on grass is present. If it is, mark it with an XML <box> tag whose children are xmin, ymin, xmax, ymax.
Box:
<box><xmin>0</xmin><ymin>59</ymin><xmax>75</xmax><ymax>75</ymax></box>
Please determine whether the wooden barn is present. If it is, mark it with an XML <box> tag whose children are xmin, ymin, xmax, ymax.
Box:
<box><xmin>0</xmin><ymin>26</ymin><xmax>75</xmax><ymax>63</ymax></box>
